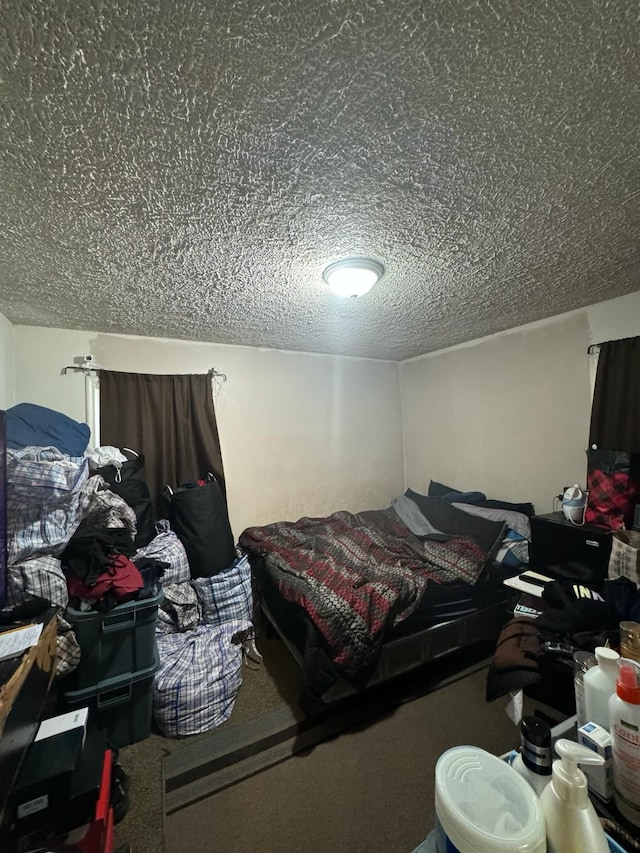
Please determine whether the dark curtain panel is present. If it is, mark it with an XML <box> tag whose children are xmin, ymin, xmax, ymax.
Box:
<box><xmin>589</xmin><ymin>336</ymin><xmax>640</xmax><ymax>452</ymax></box>
<box><xmin>100</xmin><ymin>371</ymin><xmax>226</xmax><ymax>510</ymax></box>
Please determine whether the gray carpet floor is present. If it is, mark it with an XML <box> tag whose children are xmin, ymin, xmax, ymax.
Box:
<box><xmin>114</xmin><ymin>634</ymin><xmax>548</xmax><ymax>853</ymax></box>
<box><xmin>114</xmin><ymin>633</ymin><xmax>304</xmax><ymax>853</ymax></box>
<box><xmin>164</xmin><ymin>666</ymin><xmax>518</xmax><ymax>853</ymax></box>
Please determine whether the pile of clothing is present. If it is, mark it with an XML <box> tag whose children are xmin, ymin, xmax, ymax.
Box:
<box><xmin>6</xmin><ymin>445</ymin><xmax>158</xmax><ymax>675</ymax></box>
<box><xmin>4</xmin><ymin>403</ymin><xmax>257</xmax><ymax>736</ymax></box>
<box><xmin>486</xmin><ymin>576</ymin><xmax>640</xmax><ymax>713</ymax></box>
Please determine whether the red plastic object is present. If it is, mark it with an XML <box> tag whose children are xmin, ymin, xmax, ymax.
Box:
<box><xmin>72</xmin><ymin>749</ymin><xmax>113</xmax><ymax>853</ymax></box>
<box><xmin>617</xmin><ymin>662</ymin><xmax>640</xmax><ymax>704</ymax></box>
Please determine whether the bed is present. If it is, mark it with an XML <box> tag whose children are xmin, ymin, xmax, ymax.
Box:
<box><xmin>239</xmin><ymin>485</ymin><xmax>534</xmax><ymax>712</ymax></box>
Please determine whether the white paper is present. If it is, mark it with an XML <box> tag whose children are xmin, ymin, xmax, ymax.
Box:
<box><xmin>0</xmin><ymin>623</ymin><xmax>44</xmax><ymax>662</ymax></box>
<box><xmin>503</xmin><ymin>570</ymin><xmax>554</xmax><ymax>599</ymax></box>
<box><xmin>505</xmin><ymin>688</ymin><xmax>524</xmax><ymax>725</ymax></box>
<box><xmin>35</xmin><ymin>708</ymin><xmax>89</xmax><ymax>742</ymax></box>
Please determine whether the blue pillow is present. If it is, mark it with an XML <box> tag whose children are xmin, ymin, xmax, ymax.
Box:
<box><xmin>7</xmin><ymin>403</ymin><xmax>91</xmax><ymax>457</ymax></box>
<box><xmin>441</xmin><ymin>490</ymin><xmax>487</xmax><ymax>504</ymax></box>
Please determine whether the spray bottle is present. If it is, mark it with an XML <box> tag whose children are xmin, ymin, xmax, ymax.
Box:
<box><xmin>609</xmin><ymin>658</ymin><xmax>640</xmax><ymax>827</ymax></box>
<box><xmin>539</xmin><ymin>739</ymin><xmax>608</xmax><ymax>852</ymax></box>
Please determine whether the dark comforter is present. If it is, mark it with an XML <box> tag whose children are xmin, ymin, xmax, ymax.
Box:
<box><xmin>239</xmin><ymin>505</ymin><xmax>498</xmax><ymax>681</ymax></box>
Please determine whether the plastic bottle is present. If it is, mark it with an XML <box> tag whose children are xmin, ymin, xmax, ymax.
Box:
<box><xmin>573</xmin><ymin>651</ymin><xmax>597</xmax><ymax>729</ymax></box>
<box><xmin>609</xmin><ymin>658</ymin><xmax>640</xmax><ymax>827</ymax></box>
<box><xmin>539</xmin><ymin>739</ymin><xmax>609</xmax><ymax>853</ymax></box>
<box><xmin>583</xmin><ymin>646</ymin><xmax>620</xmax><ymax>730</ymax></box>
<box><xmin>512</xmin><ymin>715</ymin><xmax>552</xmax><ymax>796</ymax></box>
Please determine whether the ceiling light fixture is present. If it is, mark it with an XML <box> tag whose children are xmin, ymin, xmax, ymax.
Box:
<box><xmin>322</xmin><ymin>257</ymin><xmax>384</xmax><ymax>298</ymax></box>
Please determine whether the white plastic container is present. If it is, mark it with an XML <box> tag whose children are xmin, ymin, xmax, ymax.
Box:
<box><xmin>609</xmin><ymin>658</ymin><xmax>640</xmax><ymax>827</ymax></box>
<box><xmin>539</xmin><ymin>739</ymin><xmax>608</xmax><ymax>853</ymax></box>
<box><xmin>573</xmin><ymin>650</ymin><xmax>597</xmax><ymax>729</ymax></box>
<box><xmin>584</xmin><ymin>646</ymin><xmax>620</xmax><ymax>731</ymax></box>
<box><xmin>435</xmin><ymin>746</ymin><xmax>546</xmax><ymax>853</ymax></box>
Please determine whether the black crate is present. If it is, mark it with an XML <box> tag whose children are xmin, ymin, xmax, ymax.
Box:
<box><xmin>63</xmin><ymin>656</ymin><xmax>158</xmax><ymax>748</ymax></box>
<box><xmin>64</xmin><ymin>588</ymin><xmax>162</xmax><ymax>689</ymax></box>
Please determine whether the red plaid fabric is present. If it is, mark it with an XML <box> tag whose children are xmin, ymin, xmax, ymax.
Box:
<box><xmin>585</xmin><ymin>459</ymin><xmax>640</xmax><ymax>530</ymax></box>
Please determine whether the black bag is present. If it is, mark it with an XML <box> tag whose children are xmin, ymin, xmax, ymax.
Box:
<box><xmin>96</xmin><ymin>449</ymin><xmax>155</xmax><ymax>548</ymax></box>
<box><xmin>165</xmin><ymin>474</ymin><xmax>235</xmax><ymax>578</ymax></box>
<box><xmin>96</xmin><ymin>448</ymin><xmax>145</xmax><ymax>483</ymax></box>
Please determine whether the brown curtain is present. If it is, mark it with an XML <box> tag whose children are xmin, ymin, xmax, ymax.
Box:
<box><xmin>589</xmin><ymin>336</ymin><xmax>640</xmax><ymax>452</ymax></box>
<box><xmin>99</xmin><ymin>371</ymin><xmax>226</xmax><ymax>509</ymax></box>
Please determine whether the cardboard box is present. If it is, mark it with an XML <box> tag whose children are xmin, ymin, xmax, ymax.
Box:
<box><xmin>578</xmin><ymin>722</ymin><xmax>613</xmax><ymax>802</ymax></box>
<box><xmin>0</xmin><ymin>608</ymin><xmax>58</xmax><ymax>830</ymax></box>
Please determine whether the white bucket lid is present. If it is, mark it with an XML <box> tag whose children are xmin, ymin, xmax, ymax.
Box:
<box><xmin>435</xmin><ymin>746</ymin><xmax>546</xmax><ymax>853</ymax></box>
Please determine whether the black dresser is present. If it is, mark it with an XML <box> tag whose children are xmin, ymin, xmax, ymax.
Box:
<box><xmin>529</xmin><ymin>511</ymin><xmax>612</xmax><ymax>583</ymax></box>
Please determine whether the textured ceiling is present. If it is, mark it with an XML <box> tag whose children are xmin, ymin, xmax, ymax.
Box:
<box><xmin>1</xmin><ymin>0</ymin><xmax>639</xmax><ymax>361</ymax></box>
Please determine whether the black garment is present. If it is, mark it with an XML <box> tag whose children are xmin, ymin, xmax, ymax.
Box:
<box><xmin>0</xmin><ymin>599</ymin><xmax>50</xmax><ymax>624</ymax></box>
<box><xmin>537</xmin><ymin>576</ymin><xmax>640</xmax><ymax>636</ymax></box>
<box><xmin>133</xmin><ymin>557</ymin><xmax>167</xmax><ymax>599</ymax></box>
<box><xmin>404</xmin><ymin>489</ymin><xmax>506</xmax><ymax>556</ymax></box>
<box><xmin>62</xmin><ymin>525</ymin><xmax>136</xmax><ymax>585</ymax></box>
<box><xmin>486</xmin><ymin>580</ymin><xmax>639</xmax><ymax>706</ymax></box>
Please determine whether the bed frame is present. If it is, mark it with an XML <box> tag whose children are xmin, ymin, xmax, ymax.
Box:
<box><xmin>253</xmin><ymin>557</ymin><xmax>514</xmax><ymax>708</ymax></box>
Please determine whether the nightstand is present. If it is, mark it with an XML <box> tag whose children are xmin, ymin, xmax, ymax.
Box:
<box><xmin>529</xmin><ymin>512</ymin><xmax>612</xmax><ymax>583</ymax></box>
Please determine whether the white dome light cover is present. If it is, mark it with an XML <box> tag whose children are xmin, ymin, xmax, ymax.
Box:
<box><xmin>322</xmin><ymin>257</ymin><xmax>384</xmax><ymax>298</ymax></box>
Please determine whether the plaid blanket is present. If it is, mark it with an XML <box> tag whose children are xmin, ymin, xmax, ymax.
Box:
<box><xmin>239</xmin><ymin>507</ymin><xmax>488</xmax><ymax>681</ymax></box>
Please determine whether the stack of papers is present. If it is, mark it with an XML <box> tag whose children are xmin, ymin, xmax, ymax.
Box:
<box><xmin>503</xmin><ymin>570</ymin><xmax>554</xmax><ymax>598</ymax></box>
<box><xmin>0</xmin><ymin>623</ymin><xmax>43</xmax><ymax>663</ymax></box>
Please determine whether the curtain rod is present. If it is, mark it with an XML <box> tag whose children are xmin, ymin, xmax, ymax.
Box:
<box><xmin>61</xmin><ymin>364</ymin><xmax>228</xmax><ymax>381</ymax></box>
<box><xmin>587</xmin><ymin>334</ymin><xmax>640</xmax><ymax>355</ymax></box>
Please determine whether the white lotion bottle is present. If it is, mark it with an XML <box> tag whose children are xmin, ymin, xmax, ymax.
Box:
<box><xmin>609</xmin><ymin>658</ymin><xmax>640</xmax><ymax>827</ymax></box>
<box><xmin>584</xmin><ymin>646</ymin><xmax>620</xmax><ymax>730</ymax></box>
<box><xmin>539</xmin><ymin>739</ymin><xmax>608</xmax><ymax>853</ymax></box>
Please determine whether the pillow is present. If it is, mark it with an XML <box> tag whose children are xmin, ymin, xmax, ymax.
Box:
<box><xmin>477</xmin><ymin>499</ymin><xmax>535</xmax><ymax>517</ymax></box>
<box><xmin>442</xmin><ymin>490</ymin><xmax>486</xmax><ymax>504</ymax></box>
<box><xmin>451</xmin><ymin>503</ymin><xmax>531</xmax><ymax>539</ymax></box>
<box><xmin>494</xmin><ymin>529</ymin><xmax>529</xmax><ymax>569</ymax></box>
<box><xmin>7</xmin><ymin>402</ymin><xmax>91</xmax><ymax>457</ymax></box>
<box><xmin>428</xmin><ymin>480</ymin><xmax>534</xmax><ymax>517</ymax></box>
<box><xmin>404</xmin><ymin>489</ymin><xmax>506</xmax><ymax>557</ymax></box>
<box><xmin>428</xmin><ymin>481</ymin><xmax>488</xmax><ymax>503</ymax></box>
<box><xmin>428</xmin><ymin>480</ymin><xmax>459</xmax><ymax>498</ymax></box>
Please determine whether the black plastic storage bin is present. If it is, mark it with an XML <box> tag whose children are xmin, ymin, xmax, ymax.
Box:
<box><xmin>63</xmin><ymin>656</ymin><xmax>159</xmax><ymax>748</ymax></box>
<box><xmin>64</xmin><ymin>588</ymin><xmax>163</xmax><ymax>690</ymax></box>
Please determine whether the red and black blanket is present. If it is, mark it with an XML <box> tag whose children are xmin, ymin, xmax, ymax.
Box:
<box><xmin>239</xmin><ymin>507</ymin><xmax>490</xmax><ymax>680</ymax></box>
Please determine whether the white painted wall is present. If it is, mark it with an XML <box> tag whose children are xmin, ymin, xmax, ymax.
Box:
<box><xmin>0</xmin><ymin>311</ymin><xmax>15</xmax><ymax>409</ymax></box>
<box><xmin>11</xmin><ymin>288</ymin><xmax>640</xmax><ymax>537</ymax></box>
<box><xmin>13</xmin><ymin>326</ymin><xmax>404</xmax><ymax>539</ymax></box>
<box><xmin>400</xmin><ymin>291</ymin><xmax>640</xmax><ymax>515</ymax></box>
